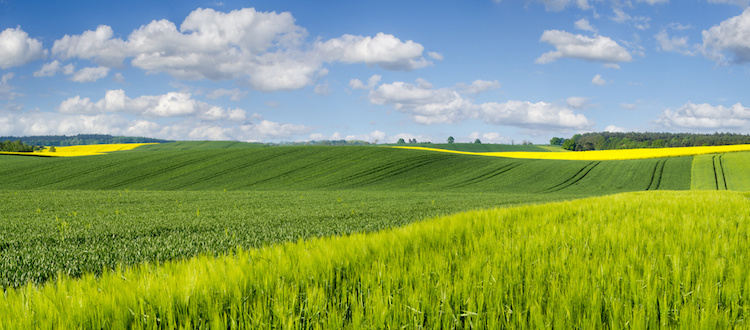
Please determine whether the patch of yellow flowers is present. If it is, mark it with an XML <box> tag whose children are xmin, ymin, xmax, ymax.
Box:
<box><xmin>394</xmin><ymin>144</ymin><xmax>750</xmax><ymax>160</ymax></box>
<box><xmin>0</xmin><ymin>143</ymin><xmax>157</xmax><ymax>157</ymax></box>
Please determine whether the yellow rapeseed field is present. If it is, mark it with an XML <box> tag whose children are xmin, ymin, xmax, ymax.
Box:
<box><xmin>394</xmin><ymin>144</ymin><xmax>750</xmax><ymax>160</ymax></box>
<box><xmin>0</xmin><ymin>143</ymin><xmax>157</xmax><ymax>157</ymax></box>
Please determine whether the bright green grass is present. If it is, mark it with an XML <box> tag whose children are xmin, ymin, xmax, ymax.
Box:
<box><xmin>0</xmin><ymin>190</ymin><xmax>568</xmax><ymax>289</ymax></box>
<box><xmin>691</xmin><ymin>151</ymin><xmax>750</xmax><ymax>190</ymax></box>
<box><xmin>3</xmin><ymin>191</ymin><xmax>749</xmax><ymax>328</ymax></box>
<box><xmin>0</xmin><ymin>146</ymin><xmax>693</xmax><ymax>193</ymax></box>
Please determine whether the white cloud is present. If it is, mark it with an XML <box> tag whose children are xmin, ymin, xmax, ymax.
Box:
<box><xmin>621</xmin><ymin>103</ymin><xmax>637</xmax><ymax>110</ymax></box>
<box><xmin>368</xmin><ymin>80</ymin><xmax>473</xmax><ymax>124</ymax></box>
<box><xmin>534</xmin><ymin>0</ymin><xmax>593</xmax><ymax>11</ymax></box>
<box><xmin>536</xmin><ymin>30</ymin><xmax>632</xmax><ymax>64</ymax></box>
<box><xmin>566</xmin><ymin>96</ymin><xmax>590</xmax><ymax>109</ymax></box>
<box><xmin>0</xmin><ymin>73</ymin><xmax>21</xmax><ymax>100</ymax></box>
<box><xmin>350</xmin><ymin>74</ymin><xmax>381</xmax><ymax>90</ymax></box>
<box><xmin>637</xmin><ymin>0</ymin><xmax>668</xmax><ymax>5</ymax></box>
<box><xmin>0</xmin><ymin>27</ymin><xmax>46</xmax><ymax>69</ymax></box>
<box><xmin>656</xmin><ymin>102</ymin><xmax>750</xmax><ymax>129</ymax></box>
<box><xmin>604</xmin><ymin>124</ymin><xmax>626</xmax><ymax>132</ymax></box>
<box><xmin>206</xmin><ymin>88</ymin><xmax>247</xmax><ymax>101</ymax></box>
<box><xmin>575</xmin><ymin>18</ymin><xmax>597</xmax><ymax>33</ymax></box>
<box><xmin>456</xmin><ymin>80</ymin><xmax>501</xmax><ymax>94</ymax></box>
<box><xmin>611</xmin><ymin>8</ymin><xmax>631</xmax><ymax>23</ymax></box>
<box><xmin>655</xmin><ymin>30</ymin><xmax>694</xmax><ymax>55</ymax></box>
<box><xmin>314</xmin><ymin>82</ymin><xmax>331</xmax><ymax>96</ymax></box>
<box><xmin>70</xmin><ymin>66</ymin><xmax>110</xmax><ymax>82</ymax></box>
<box><xmin>428</xmin><ymin>51</ymin><xmax>444</xmax><ymax>61</ymax></box>
<box><xmin>610</xmin><ymin>9</ymin><xmax>651</xmax><ymax>30</ymax></box>
<box><xmin>366</xmin><ymin>79</ymin><xmax>592</xmax><ymax>130</ymax></box>
<box><xmin>591</xmin><ymin>74</ymin><xmax>608</xmax><ymax>85</ymax></box>
<box><xmin>52</xmin><ymin>25</ymin><xmax>128</xmax><ymax>67</ymax></box>
<box><xmin>702</xmin><ymin>8</ymin><xmax>750</xmax><ymax>64</ymax></box>
<box><xmin>57</xmin><ymin>89</ymin><xmax>247</xmax><ymax>121</ymax></box>
<box><xmin>34</xmin><ymin>60</ymin><xmax>63</xmax><ymax>77</ymax></box>
<box><xmin>469</xmin><ymin>131</ymin><xmax>511</xmax><ymax>144</ymax></box>
<box><xmin>316</xmin><ymin>32</ymin><xmax>430</xmax><ymax>70</ymax></box>
<box><xmin>0</xmin><ymin>112</ymin><xmax>310</xmax><ymax>142</ymax></box>
<box><xmin>49</xmin><ymin>8</ymin><xmax>432</xmax><ymax>91</ymax></box>
<box><xmin>479</xmin><ymin>101</ymin><xmax>593</xmax><ymax>130</ymax></box>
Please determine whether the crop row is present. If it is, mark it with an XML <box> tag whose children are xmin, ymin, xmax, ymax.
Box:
<box><xmin>0</xmin><ymin>146</ymin><xmax>693</xmax><ymax>193</ymax></box>
<box><xmin>3</xmin><ymin>191</ymin><xmax>749</xmax><ymax>328</ymax></box>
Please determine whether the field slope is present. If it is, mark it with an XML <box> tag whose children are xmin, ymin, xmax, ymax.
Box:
<box><xmin>3</xmin><ymin>191</ymin><xmax>748</xmax><ymax>328</ymax></box>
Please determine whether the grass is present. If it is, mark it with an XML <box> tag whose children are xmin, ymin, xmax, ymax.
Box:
<box><xmin>2</xmin><ymin>190</ymin><xmax>749</xmax><ymax>328</ymax></box>
<box><xmin>402</xmin><ymin>143</ymin><xmax>553</xmax><ymax>152</ymax></box>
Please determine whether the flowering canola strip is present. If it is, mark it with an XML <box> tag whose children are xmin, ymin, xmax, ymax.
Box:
<box><xmin>0</xmin><ymin>143</ymin><xmax>158</xmax><ymax>157</ymax></box>
<box><xmin>393</xmin><ymin>144</ymin><xmax>750</xmax><ymax>160</ymax></box>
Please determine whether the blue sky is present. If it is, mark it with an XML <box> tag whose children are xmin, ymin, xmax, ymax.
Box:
<box><xmin>1</xmin><ymin>0</ymin><xmax>750</xmax><ymax>144</ymax></box>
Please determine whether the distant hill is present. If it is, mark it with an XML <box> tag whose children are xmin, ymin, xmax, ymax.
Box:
<box><xmin>554</xmin><ymin>132</ymin><xmax>750</xmax><ymax>151</ymax></box>
<box><xmin>0</xmin><ymin>134</ymin><xmax>172</xmax><ymax>147</ymax></box>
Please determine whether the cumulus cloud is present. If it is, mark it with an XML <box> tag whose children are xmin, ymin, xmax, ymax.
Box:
<box><xmin>368</xmin><ymin>80</ymin><xmax>473</xmax><ymax>124</ymax></box>
<box><xmin>49</xmin><ymin>8</ymin><xmax>433</xmax><ymax>91</ymax></box>
<box><xmin>58</xmin><ymin>89</ymin><xmax>247</xmax><ymax>121</ymax></box>
<box><xmin>206</xmin><ymin>88</ymin><xmax>248</xmax><ymax>101</ymax></box>
<box><xmin>591</xmin><ymin>74</ymin><xmax>608</xmax><ymax>85</ymax></box>
<box><xmin>70</xmin><ymin>66</ymin><xmax>110</xmax><ymax>82</ymax></box>
<box><xmin>536</xmin><ymin>30</ymin><xmax>632</xmax><ymax>64</ymax></box>
<box><xmin>469</xmin><ymin>132</ymin><xmax>511</xmax><ymax>144</ymax></box>
<box><xmin>0</xmin><ymin>111</ymin><xmax>310</xmax><ymax>142</ymax></box>
<box><xmin>349</xmin><ymin>75</ymin><xmax>381</xmax><ymax>90</ymax></box>
<box><xmin>365</xmin><ymin>79</ymin><xmax>592</xmax><ymax>131</ymax></box>
<box><xmin>655</xmin><ymin>29</ymin><xmax>695</xmax><ymax>55</ymax></box>
<box><xmin>656</xmin><ymin>102</ymin><xmax>750</xmax><ymax>129</ymax></box>
<box><xmin>575</xmin><ymin>18</ymin><xmax>597</xmax><ymax>33</ymax></box>
<box><xmin>610</xmin><ymin>9</ymin><xmax>651</xmax><ymax>30</ymax></box>
<box><xmin>702</xmin><ymin>8</ymin><xmax>750</xmax><ymax>64</ymax></box>
<box><xmin>0</xmin><ymin>27</ymin><xmax>46</xmax><ymax>69</ymax></box>
<box><xmin>455</xmin><ymin>80</ymin><xmax>501</xmax><ymax>94</ymax></box>
<box><xmin>604</xmin><ymin>124</ymin><xmax>626</xmax><ymax>132</ymax></box>
<box><xmin>315</xmin><ymin>32</ymin><xmax>430</xmax><ymax>70</ymax></box>
<box><xmin>566</xmin><ymin>96</ymin><xmax>590</xmax><ymax>109</ymax></box>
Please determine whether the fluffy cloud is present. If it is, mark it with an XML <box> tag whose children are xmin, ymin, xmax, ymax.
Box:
<box><xmin>49</xmin><ymin>8</ymin><xmax>432</xmax><ymax>91</ymax></box>
<box><xmin>610</xmin><ymin>9</ymin><xmax>651</xmax><ymax>30</ymax></box>
<box><xmin>455</xmin><ymin>80</ymin><xmax>501</xmax><ymax>94</ymax></box>
<box><xmin>365</xmin><ymin>79</ymin><xmax>592</xmax><ymax>130</ymax></box>
<box><xmin>536</xmin><ymin>30</ymin><xmax>632</xmax><ymax>64</ymax></box>
<box><xmin>566</xmin><ymin>96</ymin><xmax>590</xmax><ymax>109</ymax></box>
<box><xmin>368</xmin><ymin>80</ymin><xmax>474</xmax><ymax>124</ymax></box>
<box><xmin>655</xmin><ymin>29</ymin><xmax>695</xmax><ymax>55</ymax></box>
<box><xmin>70</xmin><ymin>66</ymin><xmax>110</xmax><ymax>82</ymax></box>
<box><xmin>0</xmin><ymin>27</ymin><xmax>46</xmax><ymax>69</ymax></box>
<box><xmin>349</xmin><ymin>75</ymin><xmax>382</xmax><ymax>90</ymax></box>
<box><xmin>58</xmin><ymin>89</ymin><xmax>247</xmax><ymax>121</ymax></box>
<box><xmin>591</xmin><ymin>74</ymin><xmax>608</xmax><ymax>85</ymax></box>
<box><xmin>575</xmin><ymin>18</ymin><xmax>597</xmax><ymax>33</ymax></box>
<box><xmin>0</xmin><ymin>111</ymin><xmax>310</xmax><ymax>142</ymax></box>
<box><xmin>656</xmin><ymin>102</ymin><xmax>750</xmax><ymax>129</ymax></box>
<box><xmin>469</xmin><ymin>132</ymin><xmax>511</xmax><ymax>144</ymax></box>
<box><xmin>315</xmin><ymin>33</ymin><xmax>430</xmax><ymax>70</ymax></box>
<box><xmin>702</xmin><ymin>8</ymin><xmax>750</xmax><ymax>64</ymax></box>
<box><xmin>604</xmin><ymin>125</ymin><xmax>626</xmax><ymax>132</ymax></box>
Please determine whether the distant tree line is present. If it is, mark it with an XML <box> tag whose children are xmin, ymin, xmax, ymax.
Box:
<box><xmin>550</xmin><ymin>132</ymin><xmax>750</xmax><ymax>151</ymax></box>
<box><xmin>0</xmin><ymin>140</ymin><xmax>35</xmax><ymax>152</ymax></box>
<box><xmin>279</xmin><ymin>139</ymin><xmax>373</xmax><ymax>146</ymax></box>
<box><xmin>0</xmin><ymin>134</ymin><xmax>172</xmax><ymax>147</ymax></box>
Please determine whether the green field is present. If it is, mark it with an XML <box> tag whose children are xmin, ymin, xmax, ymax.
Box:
<box><xmin>2</xmin><ymin>142</ymin><xmax>750</xmax><ymax>327</ymax></box>
<box><xmin>3</xmin><ymin>191</ymin><xmax>749</xmax><ymax>328</ymax></box>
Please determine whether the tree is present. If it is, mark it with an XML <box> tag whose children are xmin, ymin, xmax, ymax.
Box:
<box><xmin>48</xmin><ymin>146</ymin><xmax>56</xmax><ymax>152</ymax></box>
<box><xmin>397</xmin><ymin>138</ymin><xmax>406</xmax><ymax>144</ymax></box>
<box><xmin>447</xmin><ymin>136</ymin><xmax>454</xmax><ymax>144</ymax></box>
<box><xmin>474</xmin><ymin>139</ymin><xmax>481</xmax><ymax>144</ymax></box>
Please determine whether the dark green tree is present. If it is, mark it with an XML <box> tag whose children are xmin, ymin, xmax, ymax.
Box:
<box><xmin>474</xmin><ymin>139</ymin><xmax>481</xmax><ymax>144</ymax></box>
<box><xmin>447</xmin><ymin>136</ymin><xmax>454</xmax><ymax>144</ymax></box>
<box><xmin>397</xmin><ymin>138</ymin><xmax>406</xmax><ymax>144</ymax></box>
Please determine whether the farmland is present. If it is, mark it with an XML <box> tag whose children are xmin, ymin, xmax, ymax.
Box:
<box><xmin>3</xmin><ymin>191</ymin><xmax>750</xmax><ymax>328</ymax></box>
<box><xmin>2</xmin><ymin>142</ymin><xmax>750</xmax><ymax>327</ymax></box>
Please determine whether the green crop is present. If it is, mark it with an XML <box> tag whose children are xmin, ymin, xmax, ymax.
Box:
<box><xmin>2</xmin><ymin>191</ymin><xmax>748</xmax><ymax>328</ymax></box>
